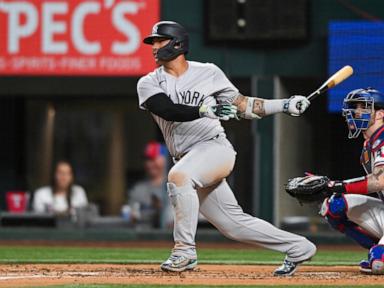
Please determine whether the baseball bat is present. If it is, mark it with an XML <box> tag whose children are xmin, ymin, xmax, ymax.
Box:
<box><xmin>307</xmin><ymin>65</ymin><xmax>354</xmax><ymax>101</ymax></box>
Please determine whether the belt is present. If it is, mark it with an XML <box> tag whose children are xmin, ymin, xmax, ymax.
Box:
<box><xmin>173</xmin><ymin>154</ymin><xmax>186</xmax><ymax>162</ymax></box>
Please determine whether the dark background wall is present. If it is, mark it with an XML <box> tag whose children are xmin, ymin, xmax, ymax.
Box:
<box><xmin>0</xmin><ymin>0</ymin><xmax>382</xmax><ymax>215</ymax></box>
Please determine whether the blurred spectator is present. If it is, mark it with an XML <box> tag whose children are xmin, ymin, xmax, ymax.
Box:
<box><xmin>127</xmin><ymin>141</ymin><xmax>172</xmax><ymax>228</ymax></box>
<box><xmin>33</xmin><ymin>160</ymin><xmax>88</xmax><ymax>216</ymax></box>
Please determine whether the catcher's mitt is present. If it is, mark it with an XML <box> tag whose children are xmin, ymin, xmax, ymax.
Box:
<box><xmin>285</xmin><ymin>175</ymin><xmax>333</xmax><ymax>204</ymax></box>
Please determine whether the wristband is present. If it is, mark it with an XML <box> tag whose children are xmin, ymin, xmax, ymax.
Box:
<box><xmin>264</xmin><ymin>99</ymin><xmax>285</xmax><ymax>115</ymax></box>
<box><xmin>343</xmin><ymin>176</ymin><xmax>368</xmax><ymax>194</ymax></box>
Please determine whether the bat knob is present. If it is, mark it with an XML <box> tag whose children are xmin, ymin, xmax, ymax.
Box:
<box><xmin>296</xmin><ymin>102</ymin><xmax>302</xmax><ymax>111</ymax></box>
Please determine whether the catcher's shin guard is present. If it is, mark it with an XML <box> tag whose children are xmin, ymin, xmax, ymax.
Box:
<box><xmin>320</xmin><ymin>194</ymin><xmax>378</xmax><ymax>249</ymax></box>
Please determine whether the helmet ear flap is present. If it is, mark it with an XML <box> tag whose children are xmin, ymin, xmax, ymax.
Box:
<box><xmin>174</xmin><ymin>40</ymin><xmax>188</xmax><ymax>55</ymax></box>
<box><xmin>156</xmin><ymin>38</ymin><xmax>185</xmax><ymax>61</ymax></box>
<box><xmin>174</xmin><ymin>40</ymin><xmax>182</xmax><ymax>49</ymax></box>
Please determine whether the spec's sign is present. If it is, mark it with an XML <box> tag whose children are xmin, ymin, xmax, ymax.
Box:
<box><xmin>0</xmin><ymin>0</ymin><xmax>159</xmax><ymax>75</ymax></box>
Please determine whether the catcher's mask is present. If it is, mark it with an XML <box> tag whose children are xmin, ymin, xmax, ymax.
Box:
<box><xmin>342</xmin><ymin>88</ymin><xmax>384</xmax><ymax>139</ymax></box>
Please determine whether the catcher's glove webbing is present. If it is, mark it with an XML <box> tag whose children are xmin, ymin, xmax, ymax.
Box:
<box><xmin>285</xmin><ymin>175</ymin><xmax>334</xmax><ymax>204</ymax></box>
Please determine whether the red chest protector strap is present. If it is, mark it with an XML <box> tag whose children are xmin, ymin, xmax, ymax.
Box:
<box><xmin>370</xmin><ymin>125</ymin><xmax>384</xmax><ymax>152</ymax></box>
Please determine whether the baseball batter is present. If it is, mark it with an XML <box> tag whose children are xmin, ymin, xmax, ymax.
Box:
<box><xmin>287</xmin><ymin>88</ymin><xmax>384</xmax><ymax>274</ymax></box>
<box><xmin>137</xmin><ymin>21</ymin><xmax>316</xmax><ymax>276</ymax></box>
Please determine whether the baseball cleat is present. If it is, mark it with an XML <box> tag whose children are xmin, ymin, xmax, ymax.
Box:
<box><xmin>369</xmin><ymin>245</ymin><xmax>384</xmax><ymax>274</ymax></box>
<box><xmin>273</xmin><ymin>259</ymin><xmax>299</xmax><ymax>276</ymax></box>
<box><xmin>359</xmin><ymin>245</ymin><xmax>384</xmax><ymax>274</ymax></box>
<box><xmin>359</xmin><ymin>259</ymin><xmax>372</xmax><ymax>274</ymax></box>
<box><xmin>359</xmin><ymin>259</ymin><xmax>384</xmax><ymax>274</ymax></box>
<box><xmin>273</xmin><ymin>245</ymin><xmax>316</xmax><ymax>277</ymax></box>
<box><xmin>160</xmin><ymin>254</ymin><xmax>197</xmax><ymax>272</ymax></box>
<box><xmin>371</xmin><ymin>259</ymin><xmax>384</xmax><ymax>274</ymax></box>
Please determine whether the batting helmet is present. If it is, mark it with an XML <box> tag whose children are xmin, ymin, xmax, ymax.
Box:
<box><xmin>143</xmin><ymin>21</ymin><xmax>189</xmax><ymax>61</ymax></box>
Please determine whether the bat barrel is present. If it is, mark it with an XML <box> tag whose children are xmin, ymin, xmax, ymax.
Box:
<box><xmin>306</xmin><ymin>65</ymin><xmax>353</xmax><ymax>102</ymax></box>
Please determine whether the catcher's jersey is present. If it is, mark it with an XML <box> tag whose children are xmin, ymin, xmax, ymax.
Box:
<box><xmin>137</xmin><ymin>61</ymin><xmax>239</xmax><ymax>158</ymax></box>
<box><xmin>360</xmin><ymin>124</ymin><xmax>384</xmax><ymax>202</ymax></box>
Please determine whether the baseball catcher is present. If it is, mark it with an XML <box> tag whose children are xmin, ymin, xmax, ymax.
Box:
<box><xmin>286</xmin><ymin>88</ymin><xmax>384</xmax><ymax>274</ymax></box>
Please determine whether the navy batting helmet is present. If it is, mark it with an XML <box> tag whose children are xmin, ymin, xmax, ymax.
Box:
<box><xmin>143</xmin><ymin>21</ymin><xmax>189</xmax><ymax>61</ymax></box>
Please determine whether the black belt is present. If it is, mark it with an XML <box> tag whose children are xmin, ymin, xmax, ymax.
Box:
<box><xmin>173</xmin><ymin>153</ymin><xmax>186</xmax><ymax>162</ymax></box>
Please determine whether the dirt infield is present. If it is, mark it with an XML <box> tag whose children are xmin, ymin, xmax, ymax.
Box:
<box><xmin>0</xmin><ymin>264</ymin><xmax>382</xmax><ymax>287</ymax></box>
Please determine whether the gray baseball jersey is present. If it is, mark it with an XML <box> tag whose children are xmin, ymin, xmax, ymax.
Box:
<box><xmin>137</xmin><ymin>61</ymin><xmax>239</xmax><ymax>158</ymax></box>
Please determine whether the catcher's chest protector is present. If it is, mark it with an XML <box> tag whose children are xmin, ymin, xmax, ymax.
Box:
<box><xmin>360</xmin><ymin>125</ymin><xmax>384</xmax><ymax>174</ymax></box>
<box><xmin>360</xmin><ymin>124</ymin><xmax>384</xmax><ymax>202</ymax></box>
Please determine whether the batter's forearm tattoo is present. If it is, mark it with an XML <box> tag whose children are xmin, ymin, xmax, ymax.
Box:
<box><xmin>367</xmin><ymin>166</ymin><xmax>384</xmax><ymax>192</ymax></box>
<box><xmin>232</xmin><ymin>94</ymin><xmax>247</xmax><ymax>112</ymax></box>
<box><xmin>253</xmin><ymin>100</ymin><xmax>265</xmax><ymax>116</ymax></box>
<box><xmin>233</xmin><ymin>94</ymin><xmax>266</xmax><ymax>118</ymax></box>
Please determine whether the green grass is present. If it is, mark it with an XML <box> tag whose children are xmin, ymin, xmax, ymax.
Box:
<box><xmin>0</xmin><ymin>246</ymin><xmax>366</xmax><ymax>266</ymax></box>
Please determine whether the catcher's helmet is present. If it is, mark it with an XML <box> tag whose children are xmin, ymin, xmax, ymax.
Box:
<box><xmin>143</xmin><ymin>21</ymin><xmax>189</xmax><ymax>61</ymax></box>
<box><xmin>342</xmin><ymin>88</ymin><xmax>384</xmax><ymax>138</ymax></box>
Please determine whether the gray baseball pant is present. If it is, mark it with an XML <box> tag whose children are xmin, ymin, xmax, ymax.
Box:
<box><xmin>167</xmin><ymin>134</ymin><xmax>316</xmax><ymax>262</ymax></box>
<box><xmin>344</xmin><ymin>194</ymin><xmax>384</xmax><ymax>245</ymax></box>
